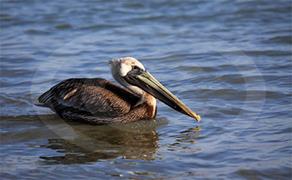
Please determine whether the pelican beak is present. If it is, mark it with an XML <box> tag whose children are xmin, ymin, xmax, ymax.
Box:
<box><xmin>125</xmin><ymin>70</ymin><xmax>201</xmax><ymax>121</ymax></box>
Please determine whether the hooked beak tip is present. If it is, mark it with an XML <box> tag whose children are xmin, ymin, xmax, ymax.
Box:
<box><xmin>193</xmin><ymin>113</ymin><xmax>201</xmax><ymax>122</ymax></box>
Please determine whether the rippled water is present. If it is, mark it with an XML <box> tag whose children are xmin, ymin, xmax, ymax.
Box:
<box><xmin>1</xmin><ymin>0</ymin><xmax>291</xmax><ymax>179</ymax></box>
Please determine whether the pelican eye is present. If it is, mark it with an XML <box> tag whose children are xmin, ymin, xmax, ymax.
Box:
<box><xmin>131</xmin><ymin>66</ymin><xmax>145</xmax><ymax>73</ymax></box>
<box><xmin>127</xmin><ymin>66</ymin><xmax>144</xmax><ymax>78</ymax></box>
<box><xmin>133</xmin><ymin>66</ymin><xmax>141</xmax><ymax>70</ymax></box>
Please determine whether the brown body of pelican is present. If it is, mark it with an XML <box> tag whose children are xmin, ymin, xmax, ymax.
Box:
<box><xmin>36</xmin><ymin>57</ymin><xmax>200</xmax><ymax>124</ymax></box>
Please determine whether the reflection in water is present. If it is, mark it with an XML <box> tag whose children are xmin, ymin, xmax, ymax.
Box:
<box><xmin>39</xmin><ymin>117</ymin><xmax>166</xmax><ymax>164</ymax></box>
<box><xmin>167</xmin><ymin>127</ymin><xmax>201</xmax><ymax>153</ymax></box>
<box><xmin>177</xmin><ymin>127</ymin><xmax>201</xmax><ymax>144</ymax></box>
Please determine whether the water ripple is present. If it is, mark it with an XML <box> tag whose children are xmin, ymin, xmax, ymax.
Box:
<box><xmin>1</xmin><ymin>0</ymin><xmax>291</xmax><ymax>179</ymax></box>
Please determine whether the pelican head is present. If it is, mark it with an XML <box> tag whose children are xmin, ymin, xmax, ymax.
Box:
<box><xmin>109</xmin><ymin>57</ymin><xmax>201</xmax><ymax>121</ymax></box>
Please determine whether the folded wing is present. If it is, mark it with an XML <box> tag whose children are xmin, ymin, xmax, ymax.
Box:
<box><xmin>38</xmin><ymin>78</ymin><xmax>140</xmax><ymax>118</ymax></box>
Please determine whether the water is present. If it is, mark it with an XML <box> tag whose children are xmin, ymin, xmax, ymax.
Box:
<box><xmin>1</xmin><ymin>0</ymin><xmax>291</xmax><ymax>179</ymax></box>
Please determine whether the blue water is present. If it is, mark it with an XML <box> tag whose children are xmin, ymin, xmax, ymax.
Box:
<box><xmin>1</xmin><ymin>0</ymin><xmax>291</xmax><ymax>179</ymax></box>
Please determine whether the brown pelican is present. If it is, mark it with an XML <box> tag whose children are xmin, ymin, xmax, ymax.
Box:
<box><xmin>36</xmin><ymin>57</ymin><xmax>200</xmax><ymax>124</ymax></box>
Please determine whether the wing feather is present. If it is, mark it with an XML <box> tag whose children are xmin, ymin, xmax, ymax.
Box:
<box><xmin>37</xmin><ymin>78</ymin><xmax>140</xmax><ymax>117</ymax></box>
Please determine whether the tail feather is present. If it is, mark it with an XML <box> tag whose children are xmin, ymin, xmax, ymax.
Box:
<box><xmin>33</xmin><ymin>96</ymin><xmax>47</xmax><ymax>107</ymax></box>
<box><xmin>38</xmin><ymin>91</ymin><xmax>51</xmax><ymax>103</ymax></box>
<box><xmin>36</xmin><ymin>88</ymin><xmax>56</xmax><ymax>108</ymax></box>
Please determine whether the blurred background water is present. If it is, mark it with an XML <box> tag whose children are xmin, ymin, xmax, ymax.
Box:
<box><xmin>0</xmin><ymin>0</ymin><xmax>291</xmax><ymax>179</ymax></box>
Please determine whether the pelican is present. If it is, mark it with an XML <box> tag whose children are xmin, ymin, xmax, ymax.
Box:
<box><xmin>36</xmin><ymin>57</ymin><xmax>200</xmax><ymax>124</ymax></box>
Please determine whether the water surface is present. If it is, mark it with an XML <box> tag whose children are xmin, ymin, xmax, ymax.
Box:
<box><xmin>1</xmin><ymin>0</ymin><xmax>291</xmax><ymax>179</ymax></box>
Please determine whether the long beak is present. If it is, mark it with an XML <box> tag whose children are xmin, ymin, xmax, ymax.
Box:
<box><xmin>125</xmin><ymin>71</ymin><xmax>201</xmax><ymax>121</ymax></box>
